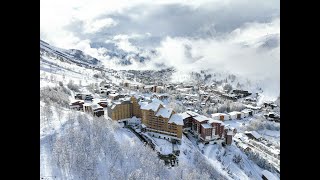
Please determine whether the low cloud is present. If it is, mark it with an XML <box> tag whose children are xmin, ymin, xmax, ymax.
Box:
<box><xmin>150</xmin><ymin>18</ymin><xmax>280</xmax><ymax>98</ymax></box>
<box><xmin>40</xmin><ymin>0</ymin><xmax>280</xmax><ymax>99</ymax></box>
<box><xmin>83</xmin><ymin>18</ymin><xmax>118</xmax><ymax>34</ymax></box>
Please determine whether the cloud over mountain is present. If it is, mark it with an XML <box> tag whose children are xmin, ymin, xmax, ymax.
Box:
<box><xmin>41</xmin><ymin>0</ymin><xmax>280</xmax><ymax>99</ymax></box>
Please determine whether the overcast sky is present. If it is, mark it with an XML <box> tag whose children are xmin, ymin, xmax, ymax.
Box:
<box><xmin>41</xmin><ymin>0</ymin><xmax>280</xmax><ymax>99</ymax></box>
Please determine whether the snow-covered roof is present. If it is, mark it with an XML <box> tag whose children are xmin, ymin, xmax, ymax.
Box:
<box><xmin>144</xmin><ymin>85</ymin><xmax>155</xmax><ymax>88</ymax></box>
<box><xmin>261</xmin><ymin>170</ymin><xmax>278</xmax><ymax>180</ymax></box>
<box><xmin>155</xmin><ymin>108</ymin><xmax>173</xmax><ymax>118</ymax></box>
<box><xmin>268</xmin><ymin>112</ymin><xmax>280</xmax><ymax>117</ymax></box>
<box><xmin>168</xmin><ymin>114</ymin><xmax>184</xmax><ymax>125</ymax></box>
<box><xmin>140</xmin><ymin>101</ymin><xmax>161</xmax><ymax>112</ymax></box>
<box><xmin>151</xmin><ymin>98</ymin><xmax>163</xmax><ymax>104</ymax></box>
<box><xmin>227</xmin><ymin>131</ymin><xmax>233</xmax><ymax>136</ymax></box>
<box><xmin>138</xmin><ymin>101</ymin><xmax>148</xmax><ymax>107</ymax></box>
<box><xmin>109</xmin><ymin>93</ymin><xmax>119</xmax><ymax>97</ymax></box>
<box><xmin>244</xmin><ymin>104</ymin><xmax>262</xmax><ymax>110</ymax></box>
<box><xmin>70</xmin><ymin>99</ymin><xmax>84</xmax><ymax>104</ymax></box>
<box><xmin>180</xmin><ymin>112</ymin><xmax>191</xmax><ymax>119</ymax></box>
<box><xmin>235</xmin><ymin>132</ymin><xmax>247</xmax><ymax>139</ymax></box>
<box><xmin>241</xmin><ymin>109</ymin><xmax>253</xmax><ymax>113</ymax></box>
<box><xmin>245</xmin><ymin>131</ymin><xmax>262</xmax><ymax>139</ymax></box>
<box><xmin>208</xmin><ymin>118</ymin><xmax>222</xmax><ymax>124</ymax></box>
<box><xmin>83</xmin><ymin>102</ymin><xmax>92</xmax><ymax>106</ymax></box>
<box><xmin>91</xmin><ymin>104</ymin><xmax>103</xmax><ymax>110</ymax></box>
<box><xmin>211</xmin><ymin>113</ymin><xmax>228</xmax><ymax>116</ymax></box>
<box><xmin>238</xmin><ymin>142</ymin><xmax>249</xmax><ymax>149</ymax></box>
<box><xmin>211</xmin><ymin>113</ymin><xmax>229</xmax><ymax>118</ymax></box>
<box><xmin>229</xmin><ymin>111</ymin><xmax>242</xmax><ymax>116</ymax></box>
<box><xmin>186</xmin><ymin>111</ymin><xmax>199</xmax><ymax>117</ymax></box>
<box><xmin>193</xmin><ymin>115</ymin><xmax>209</xmax><ymax>122</ymax></box>
<box><xmin>201</xmin><ymin>123</ymin><xmax>212</xmax><ymax>129</ymax></box>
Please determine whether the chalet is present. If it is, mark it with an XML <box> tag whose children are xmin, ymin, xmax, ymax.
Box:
<box><xmin>244</xmin><ymin>97</ymin><xmax>257</xmax><ymax>102</ymax></box>
<box><xmin>144</xmin><ymin>85</ymin><xmax>157</xmax><ymax>92</ymax></box>
<box><xmin>244</xmin><ymin>104</ymin><xmax>262</xmax><ymax>113</ymax></box>
<box><xmin>264</xmin><ymin>112</ymin><xmax>280</xmax><ymax>122</ymax></box>
<box><xmin>69</xmin><ymin>100</ymin><xmax>84</xmax><ymax>111</ymax></box>
<box><xmin>237</xmin><ymin>142</ymin><xmax>251</xmax><ymax>152</ymax></box>
<box><xmin>92</xmin><ymin>104</ymin><xmax>104</xmax><ymax>117</ymax></box>
<box><xmin>244</xmin><ymin>131</ymin><xmax>262</xmax><ymax>141</ymax></box>
<box><xmin>129</xmin><ymin>84</ymin><xmax>139</xmax><ymax>90</ymax></box>
<box><xmin>211</xmin><ymin>113</ymin><xmax>230</xmax><ymax>121</ymax></box>
<box><xmin>83</xmin><ymin>103</ymin><xmax>104</xmax><ymax>117</ymax></box>
<box><xmin>97</xmin><ymin>99</ymin><xmax>108</xmax><ymax>107</ymax></box>
<box><xmin>263</xmin><ymin>101</ymin><xmax>278</xmax><ymax>109</ymax></box>
<box><xmin>234</xmin><ymin>133</ymin><xmax>249</xmax><ymax>142</ymax></box>
<box><xmin>75</xmin><ymin>93</ymin><xmax>83</xmax><ymax>99</ymax></box>
<box><xmin>108</xmin><ymin>93</ymin><xmax>120</xmax><ymax>100</ymax></box>
<box><xmin>241</xmin><ymin>109</ymin><xmax>253</xmax><ymax>117</ymax></box>
<box><xmin>261</xmin><ymin>170</ymin><xmax>279</xmax><ymax>180</ymax></box>
<box><xmin>75</xmin><ymin>93</ymin><xmax>93</xmax><ymax>101</ymax></box>
<box><xmin>229</xmin><ymin>111</ymin><xmax>243</xmax><ymax>120</ymax></box>
<box><xmin>74</xmin><ymin>93</ymin><xmax>93</xmax><ymax>101</ymax></box>
<box><xmin>158</xmin><ymin>93</ymin><xmax>169</xmax><ymax>100</ymax></box>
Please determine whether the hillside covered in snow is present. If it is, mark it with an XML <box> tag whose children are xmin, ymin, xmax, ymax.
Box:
<box><xmin>40</xmin><ymin>43</ymin><xmax>280</xmax><ymax>179</ymax></box>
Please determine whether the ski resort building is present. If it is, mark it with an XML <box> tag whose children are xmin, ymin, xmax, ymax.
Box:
<box><xmin>140</xmin><ymin>101</ymin><xmax>183</xmax><ymax>144</ymax></box>
<box><xmin>182</xmin><ymin>111</ymin><xmax>228</xmax><ymax>143</ymax></box>
<box><xmin>228</xmin><ymin>111</ymin><xmax>244</xmax><ymax>120</ymax></box>
<box><xmin>107</xmin><ymin>96</ymin><xmax>142</xmax><ymax>121</ymax></box>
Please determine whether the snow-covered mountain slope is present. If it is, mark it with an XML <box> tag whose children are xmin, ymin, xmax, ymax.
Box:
<box><xmin>40</xmin><ymin>44</ymin><xmax>279</xmax><ymax>180</ymax></box>
<box><xmin>40</xmin><ymin>40</ymin><xmax>103</xmax><ymax>68</ymax></box>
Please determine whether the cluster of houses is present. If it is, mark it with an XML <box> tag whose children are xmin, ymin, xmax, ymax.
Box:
<box><xmin>70</xmin><ymin>93</ymin><xmax>105</xmax><ymax>117</ymax></box>
<box><xmin>210</xmin><ymin>108</ymin><xmax>254</xmax><ymax>121</ymax></box>
<box><xmin>69</xmin><ymin>81</ymin><xmax>265</xmax><ymax>148</ymax></box>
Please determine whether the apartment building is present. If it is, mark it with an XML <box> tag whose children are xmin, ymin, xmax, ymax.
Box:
<box><xmin>182</xmin><ymin>111</ymin><xmax>227</xmax><ymax>143</ymax></box>
<box><xmin>140</xmin><ymin>101</ymin><xmax>183</xmax><ymax>143</ymax></box>
<box><xmin>107</xmin><ymin>96</ymin><xmax>142</xmax><ymax>121</ymax></box>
